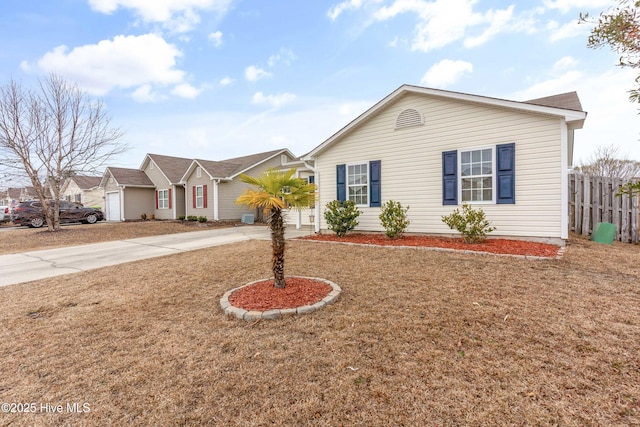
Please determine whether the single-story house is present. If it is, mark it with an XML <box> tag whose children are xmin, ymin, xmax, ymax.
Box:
<box><xmin>302</xmin><ymin>84</ymin><xmax>587</xmax><ymax>243</ymax></box>
<box><xmin>99</xmin><ymin>148</ymin><xmax>314</xmax><ymax>225</ymax></box>
<box><xmin>61</xmin><ymin>175</ymin><xmax>103</xmax><ymax>208</ymax></box>
<box><xmin>181</xmin><ymin>148</ymin><xmax>313</xmax><ymax>225</ymax></box>
<box><xmin>100</xmin><ymin>167</ymin><xmax>155</xmax><ymax>221</ymax></box>
<box><xmin>1</xmin><ymin>187</ymin><xmax>36</xmax><ymax>207</ymax></box>
<box><xmin>139</xmin><ymin>153</ymin><xmax>193</xmax><ymax>220</ymax></box>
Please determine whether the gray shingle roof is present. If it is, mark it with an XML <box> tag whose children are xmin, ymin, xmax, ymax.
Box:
<box><xmin>196</xmin><ymin>149</ymin><xmax>285</xmax><ymax>179</ymax></box>
<box><xmin>107</xmin><ymin>167</ymin><xmax>154</xmax><ymax>186</ymax></box>
<box><xmin>524</xmin><ymin>91</ymin><xmax>583</xmax><ymax>112</ymax></box>
<box><xmin>71</xmin><ymin>175</ymin><xmax>102</xmax><ymax>190</ymax></box>
<box><xmin>147</xmin><ymin>153</ymin><xmax>194</xmax><ymax>183</ymax></box>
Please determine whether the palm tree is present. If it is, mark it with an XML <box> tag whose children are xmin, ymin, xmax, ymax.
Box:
<box><xmin>236</xmin><ymin>168</ymin><xmax>316</xmax><ymax>288</ymax></box>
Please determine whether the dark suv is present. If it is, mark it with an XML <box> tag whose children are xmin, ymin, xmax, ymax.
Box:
<box><xmin>11</xmin><ymin>200</ymin><xmax>105</xmax><ymax>228</ymax></box>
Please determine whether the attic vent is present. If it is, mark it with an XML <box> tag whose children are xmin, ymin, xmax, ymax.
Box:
<box><xmin>395</xmin><ymin>108</ymin><xmax>423</xmax><ymax>129</ymax></box>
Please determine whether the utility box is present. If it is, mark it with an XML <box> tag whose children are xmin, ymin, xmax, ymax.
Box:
<box><xmin>590</xmin><ymin>222</ymin><xmax>616</xmax><ymax>245</ymax></box>
<box><xmin>241</xmin><ymin>214</ymin><xmax>254</xmax><ymax>225</ymax></box>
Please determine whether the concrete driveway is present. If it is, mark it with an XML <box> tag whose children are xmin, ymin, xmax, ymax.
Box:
<box><xmin>0</xmin><ymin>226</ymin><xmax>310</xmax><ymax>287</ymax></box>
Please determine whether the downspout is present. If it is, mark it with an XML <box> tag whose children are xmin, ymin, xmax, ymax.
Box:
<box><xmin>172</xmin><ymin>184</ymin><xmax>177</xmax><ymax>219</ymax></box>
<box><xmin>213</xmin><ymin>179</ymin><xmax>220</xmax><ymax>221</ymax></box>
<box><xmin>120</xmin><ymin>185</ymin><xmax>125</xmax><ymax>222</ymax></box>
<box><xmin>560</xmin><ymin>120</ymin><xmax>569</xmax><ymax>240</ymax></box>
<box><xmin>303</xmin><ymin>160</ymin><xmax>320</xmax><ymax>234</ymax></box>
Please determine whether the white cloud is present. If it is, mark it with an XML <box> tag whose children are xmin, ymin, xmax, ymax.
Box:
<box><xmin>88</xmin><ymin>0</ymin><xmax>234</xmax><ymax>32</ymax></box>
<box><xmin>420</xmin><ymin>59</ymin><xmax>473</xmax><ymax>88</ymax></box>
<box><xmin>208</xmin><ymin>30</ymin><xmax>223</xmax><ymax>47</ymax></box>
<box><xmin>553</xmin><ymin>56</ymin><xmax>579</xmax><ymax>72</ymax></box>
<box><xmin>131</xmin><ymin>84</ymin><xmax>160</xmax><ymax>103</ymax></box>
<box><xmin>543</xmin><ymin>0</ymin><xmax>611</xmax><ymax>14</ymax></box>
<box><xmin>219</xmin><ymin>76</ymin><xmax>234</xmax><ymax>86</ymax></box>
<box><xmin>463</xmin><ymin>6</ymin><xmax>516</xmax><ymax>48</ymax></box>
<box><xmin>31</xmin><ymin>33</ymin><xmax>185</xmax><ymax>96</ymax></box>
<box><xmin>171</xmin><ymin>83</ymin><xmax>201</xmax><ymax>98</ymax></box>
<box><xmin>268</xmin><ymin>48</ymin><xmax>296</xmax><ymax>67</ymax></box>
<box><xmin>547</xmin><ymin>19</ymin><xmax>588</xmax><ymax>42</ymax></box>
<box><xmin>375</xmin><ymin>0</ymin><xmax>522</xmax><ymax>52</ymax></box>
<box><xmin>251</xmin><ymin>92</ymin><xmax>296</xmax><ymax>108</ymax></box>
<box><xmin>244</xmin><ymin>65</ymin><xmax>272</xmax><ymax>82</ymax></box>
<box><xmin>327</xmin><ymin>0</ymin><xmax>364</xmax><ymax>21</ymax></box>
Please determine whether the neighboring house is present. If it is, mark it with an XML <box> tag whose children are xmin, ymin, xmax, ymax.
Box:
<box><xmin>303</xmin><ymin>84</ymin><xmax>587</xmax><ymax>243</ymax></box>
<box><xmin>2</xmin><ymin>187</ymin><xmax>36</xmax><ymax>208</ymax></box>
<box><xmin>100</xmin><ymin>167</ymin><xmax>155</xmax><ymax>221</ymax></box>
<box><xmin>139</xmin><ymin>154</ymin><xmax>193</xmax><ymax>220</ymax></box>
<box><xmin>61</xmin><ymin>175</ymin><xmax>103</xmax><ymax>208</ymax></box>
<box><xmin>181</xmin><ymin>148</ymin><xmax>313</xmax><ymax>225</ymax></box>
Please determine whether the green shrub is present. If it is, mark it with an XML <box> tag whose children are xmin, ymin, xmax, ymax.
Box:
<box><xmin>197</xmin><ymin>216</ymin><xmax>207</xmax><ymax>223</ymax></box>
<box><xmin>324</xmin><ymin>200</ymin><xmax>361</xmax><ymax>237</ymax></box>
<box><xmin>441</xmin><ymin>203</ymin><xmax>496</xmax><ymax>244</ymax></box>
<box><xmin>187</xmin><ymin>215</ymin><xmax>198</xmax><ymax>221</ymax></box>
<box><xmin>379</xmin><ymin>200</ymin><xmax>410</xmax><ymax>239</ymax></box>
<box><xmin>178</xmin><ymin>215</ymin><xmax>185</xmax><ymax>221</ymax></box>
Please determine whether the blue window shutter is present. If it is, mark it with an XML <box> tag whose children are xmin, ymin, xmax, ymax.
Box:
<box><xmin>369</xmin><ymin>160</ymin><xmax>381</xmax><ymax>207</ymax></box>
<box><xmin>496</xmin><ymin>143</ymin><xmax>515</xmax><ymax>204</ymax></box>
<box><xmin>442</xmin><ymin>150</ymin><xmax>458</xmax><ymax>205</ymax></box>
<box><xmin>336</xmin><ymin>164</ymin><xmax>346</xmax><ymax>202</ymax></box>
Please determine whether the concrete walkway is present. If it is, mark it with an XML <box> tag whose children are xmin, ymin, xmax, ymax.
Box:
<box><xmin>0</xmin><ymin>225</ymin><xmax>311</xmax><ymax>287</ymax></box>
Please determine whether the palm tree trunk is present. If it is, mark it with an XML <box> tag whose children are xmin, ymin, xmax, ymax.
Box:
<box><xmin>268</xmin><ymin>207</ymin><xmax>286</xmax><ymax>288</ymax></box>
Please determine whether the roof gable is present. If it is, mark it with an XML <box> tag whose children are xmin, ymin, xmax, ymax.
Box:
<box><xmin>102</xmin><ymin>167</ymin><xmax>154</xmax><ymax>187</ymax></box>
<box><xmin>181</xmin><ymin>148</ymin><xmax>294</xmax><ymax>182</ymax></box>
<box><xmin>305</xmin><ymin>84</ymin><xmax>587</xmax><ymax>159</ymax></box>
<box><xmin>142</xmin><ymin>153</ymin><xmax>193</xmax><ymax>184</ymax></box>
<box><xmin>70</xmin><ymin>175</ymin><xmax>102</xmax><ymax>190</ymax></box>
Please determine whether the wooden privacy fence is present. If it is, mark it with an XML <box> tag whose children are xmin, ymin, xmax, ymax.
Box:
<box><xmin>569</xmin><ymin>174</ymin><xmax>639</xmax><ymax>244</ymax></box>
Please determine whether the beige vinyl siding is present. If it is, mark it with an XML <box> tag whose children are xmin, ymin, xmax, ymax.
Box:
<box><xmin>61</xmin><ymin>180</ymin><xmax>103</xmax><ymax>208</ymax></box>
<box><xmin>185</xmin><ymin>173</ymin><xmax>211</xmax><ymax>218</ymax></box>
<box><xmin>123</xmin><ymin>187</ymin><xmax>155</xmax><ymax>220</ymax></box>
<box><xmin>217</xmin><ymin>155</ymin><xmax>293</xmax><ymax>220</ymax></box>
<box><xmin>174</xmin><ymin>185</ymin><xmax>185</xmax><ymax>218</ymax></box>
<box><xmin>316</xmin><ymin>93</ymin><xmax>565</xmax><ymax>239</ymax></box>
<box><xmin>143</xmin><ymin>162</ymin><xmax>173</xmax><ymax>220</ymax></box>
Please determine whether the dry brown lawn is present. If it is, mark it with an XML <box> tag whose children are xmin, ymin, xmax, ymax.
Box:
<box><xmin>0</xmin><ymin>229</ymin><xmax>639</xmax><ymax>426</ymax></box>
<box><xmin>0</xmin><ymin>220</ymin><xmax>240</xmax><ymax>255</ymax></box>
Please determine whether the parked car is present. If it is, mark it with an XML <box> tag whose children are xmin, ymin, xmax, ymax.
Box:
<box><xmin>0</xmin><ymin>206</ymin><xmax>9</xmax><ymax>222</ymax></box>
<box><xmin>11</xmin><ymin>200</ymin><xmax>104</xmax><ymax>228</ymax></box>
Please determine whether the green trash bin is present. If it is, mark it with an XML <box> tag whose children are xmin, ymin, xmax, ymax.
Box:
<box><xmin>590</xmin><ymin>222</ymin><xmax>616</xmax><ymax>245</ymax></box>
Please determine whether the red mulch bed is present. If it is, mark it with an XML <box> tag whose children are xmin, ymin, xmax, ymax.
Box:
<box><xmin>229</xmin><ymin>277</ymin><xmax>332</xmax><ymax>311</ymax></box>
<box><xmin>299</xmin><ymin>233</ymin><xmax>561</xmax><ymax>258</ymax></box>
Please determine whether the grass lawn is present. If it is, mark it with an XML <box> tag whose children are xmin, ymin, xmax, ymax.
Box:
<box><xmin>0</xmin><ymin>224</ymin><xmax>639</xmax><ymax>425</ymax></box>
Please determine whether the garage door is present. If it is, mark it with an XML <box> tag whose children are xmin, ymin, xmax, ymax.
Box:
<box><xmin>106</xmin><ymin>192</ymin><xmax>120</xmax><ymax>221</ymax></box>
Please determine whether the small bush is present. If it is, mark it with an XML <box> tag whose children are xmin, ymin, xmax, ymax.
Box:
<box><xmin>324</xmin><ymin>200</ymin><xmax>361</xmax><ymax>237</ymax></box>
<box><xmin>150</xmin><ymin>213</ymin><xmax>155</xmax><ymax>220</ymax></box>
<box><xmin>379</xmin><ymin>200</ymin><xmax>410</xmax><ymax>239</ymax></box>
<box><xmin>441</xmin><ymin>203</ymin><xmax>496</xmax><ymax>244</ymax></box>
<box><xmin>187</xmin><ymin>215</ymin><xmax>198</xmax><ymax>221</ymax></box>
<box><xmin>140</xmin><ymin>213</ymin><xmax>147</xmax><ymax>220</ymax></box>
<box><xmin>178</xmin><ymin>215</ymin><xmax>185</xmax><ymax>221</ymax></box>
<box><xmin>197</xmin><ymin>216</ymin><xmax>207</xmax><ymax>223</ymax></box>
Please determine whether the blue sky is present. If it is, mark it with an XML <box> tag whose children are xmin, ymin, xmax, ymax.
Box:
<box><xmin>1</xmin><ymin>0</ymin><xmax>638</xmax><ymax>170</ymax></box>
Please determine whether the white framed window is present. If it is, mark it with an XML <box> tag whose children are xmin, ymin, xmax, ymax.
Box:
<box><xmin>347</xmin><ymin>163</ymin><xmax>368</xmax><ymax>206</ymax></box>
<box><xmin>158</xmin><ymin>189</ymin><xmax>169</xmax><ymax>209</ymax></box>
<box><xmin>460</xmin><ymin>148</ymin><xmax>493</xmax><ymax>203</ymax></box>
<box><xmin>195</xmin><ymin>185</ymin><xmax>204</xmax><ymax>208</ymax></box>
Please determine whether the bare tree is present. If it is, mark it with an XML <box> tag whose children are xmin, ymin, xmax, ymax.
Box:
<box><xmin>574</xmin><ymin>144</ymin><xmax>640</xmax><ymax>179</ymax></box>
<box><xmin>0</xmin><ymin>74</ymin><xmax>126</xmax><ymax>231</ymax></box>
